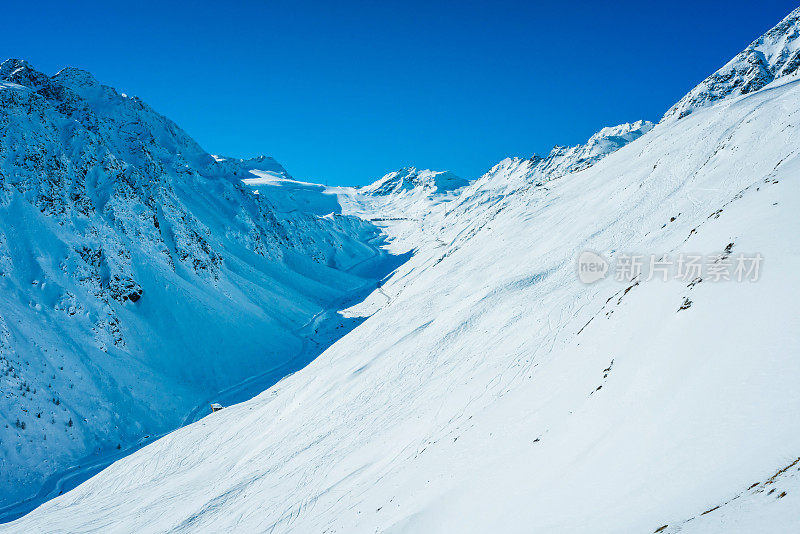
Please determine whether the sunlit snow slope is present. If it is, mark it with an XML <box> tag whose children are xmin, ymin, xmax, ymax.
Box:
<box><xmin>7</xmin><ymin>7</ymin><xmax>800</xmax><ymax>534</ymax></box>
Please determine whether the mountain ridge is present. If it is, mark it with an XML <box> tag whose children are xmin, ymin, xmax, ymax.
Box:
<box><xmin>0</xmin><ymin>59</ymin><xmax>399</xmax><ymax>512</ymax></box>
<box><xmin>664</xmin><ymin>6</ymin><xmax>800</xmax><ymax>119</ymax></box>
<box><xmin>361</xmin><ymin>167</ymin><xmax>468</xmax><ymax>196</ymax></box>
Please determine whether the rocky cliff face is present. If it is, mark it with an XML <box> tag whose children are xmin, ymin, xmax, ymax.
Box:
<box><xmin>0</xmin><ymin>60</ymin><xmax>389</xmax><ymax>509</ymax></box>
<box><xmin>664</xmin><ymin>7</ymin><xmax>800</xmax><ymax>120</ymax></box>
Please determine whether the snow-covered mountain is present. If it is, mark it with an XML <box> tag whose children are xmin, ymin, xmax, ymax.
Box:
<box><xmin>5</xmin><ymin>6</ymin><xmax>800</xmax><ymax>534</ymax></box>
<box><xmin>336</xmin><ymin>122</ymin><xmax>652</xmax><ymax>256</ymax></box>
<box><xmin>455</xmin><ymin>119</ymin><xmax>654</xmax><ymax>204</ymax></box>
<box><xmin>0</xmin><ymin>60</ymin><xmax>400</xmax><ymax>515</ymax></box>
<box><xmin>330</xmin><ymin>168</ymin><xmax>467</xmax><ymax>255</ymax></box>
<box><xmin>441</xmin><ymin>119</ymin><xmax>654</xmax><ymax>234</ymax></box>
<box><xmin>361</xmin><ymin>168</ymin><xmax>467</xmax><ymax>196</ymax></box>
<box><xmin>665</xmin><ymin>6</ymin><xmax>800</xmax><ymax>119</ymax></box>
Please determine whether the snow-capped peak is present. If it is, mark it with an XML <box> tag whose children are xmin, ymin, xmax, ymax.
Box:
<box><xmin>0</xmin><ymin>58</ymin><xmax>50</xmax><ymax>88</ymax></box>
<box><xmin>664</xmin><ymin>7</ymin><xmax>800</xmax><ymax>120</ymax></box>
<box><xmin>361</xmin><ymin>167</ymin><xmax>468</xmax><ymax>196</ymax></box>
<box><xmin>0</xmin><ymin>58</ymin><xmax>34</xmax><ymax>77</ymax></box>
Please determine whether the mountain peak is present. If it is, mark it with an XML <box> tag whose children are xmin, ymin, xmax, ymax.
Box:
<box><xmin>664</xmin><ymin>6</ymin><xmax>800</xmax><ymax>120</ymax></box>
<box><xmin>0</xmin><ymin>58</ymin><xmax>30</xmax><ymax>74</ymax></box>
<box><xmin>0</xmin><ymin>58</ymin><xmax>49</xmax><ymax>88</ymax></box>
<box><xmin>52</xmin><ymin>66</ymin><xmax>100</xmax><ymax>89</ymax></box>
<box><xmin>362</xmin><ymin>167</ymin><xmax>468</xmax><ymax>196</ymax></box>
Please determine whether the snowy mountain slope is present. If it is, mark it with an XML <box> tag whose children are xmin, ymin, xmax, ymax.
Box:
<box><xmin>7</xmin><ymin>8</ymin><xmax>800</xmax><ymax>534</ymax></box>
<box><xmin>335</xmin><ymin>121</ymin><xmax>653</xmax><ymax>256</ymax></box>
<box><xmin>665</xmin><ymin>6</ymin><xmax>800</xmax><ymax>119</ymax></box>
<box><xmin>450</xmin><ymin>119</ymin><xmax>654</xmax><ymax>212</ymax></box>
<box><xmin>332</xmin><ymin>168</ymin><xmax>468</xmax><ymax>256</ymax></box>
<box><xmin>362</xmin><ymin>167</ymin><xmax>467</xmax><ymax>196</ymax></box>
<box><xmin>214</xmin><ymin>154</ymin><xmax>292</xmax><ymax>180</ymax></box>
<box><xmin>0</xmin><ymin>60</ymin><xmax>400</xmax><ymax>514</ymax></box>
<box><xmin>240</xmin><ymin>170</ymin><xmax>342</xmax><ymax>217</ymax></box>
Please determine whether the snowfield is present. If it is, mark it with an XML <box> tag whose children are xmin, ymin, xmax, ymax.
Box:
<box><xmin>4</xmin><ymin>6</ymin><xmax>800</xmax><ymax>534</ymax></box>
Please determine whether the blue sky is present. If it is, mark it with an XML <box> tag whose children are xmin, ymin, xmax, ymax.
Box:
<box><xmin>3</xmin><ymin>1</ymin><xmax>798</xmax><ymax>185</ymax></box>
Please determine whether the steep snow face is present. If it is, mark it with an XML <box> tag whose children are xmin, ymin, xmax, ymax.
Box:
<box><xmin>665</xmin><ymin>7</ymin><xmax>800</xmax><ymax>119</ymax></box>
<box><xmin>8</xmin><ymin>11</ymin><xmax>800</xmax><ymax>533</ymax></box>
<box><xmin>362</xmin><ymin>168</ymin><xmax>467</xmax><ymax>196</ymax></box>
<box><xmin>0</xmin><ymin>60</ymin><xmax>396</xmax><ymax>513</ymax></box>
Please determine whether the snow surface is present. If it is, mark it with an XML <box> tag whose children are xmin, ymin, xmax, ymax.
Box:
<box><xmin>334</xmin><ymin>121</ymin><xmax>653</xmax><ymax>256</ymax></box>
<box><xmin>5</xmin><ymin>7</ymin><xmax>800</xmax><ymax>533</ymax></box>
<box><xmin>0</xmin><ymin>60</ymin><xmax>403</xmax><ymax>517</ymax></box>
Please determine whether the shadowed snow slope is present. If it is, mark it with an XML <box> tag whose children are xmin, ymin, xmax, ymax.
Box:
<box><xmin>6</xmin><ymin>8</ymin><xmax>800</xmax><ymax>534</ymax></box>
<box><xmin>0</xmin><ymin>60</ymin><xmax>399</xmax><ymax>515</ymax></box>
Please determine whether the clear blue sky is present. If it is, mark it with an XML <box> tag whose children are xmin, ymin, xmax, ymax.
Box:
<box><xmin>3</xmin><ymin>1</ymin><xmax>797</xmax><ymax>185</ymax></box>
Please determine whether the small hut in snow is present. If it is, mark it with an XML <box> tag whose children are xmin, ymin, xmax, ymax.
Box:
<box><xmin>210</xmin><ymin>403</ymin><xmax>224</xmax><ymax>413</ymax></box>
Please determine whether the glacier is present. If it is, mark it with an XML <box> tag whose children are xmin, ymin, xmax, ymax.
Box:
<box><xmin>3</xmin><ymin>6</ymin><xmax>800</xmax><ymax>534</ymax></box>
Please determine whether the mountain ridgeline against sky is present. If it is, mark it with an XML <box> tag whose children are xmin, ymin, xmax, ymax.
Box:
<box><xmin>0</xmin><ymin>58</ymin><xmax>402</xmax><ymax>515</ymax></box>
<box><xmin>3</xmin><ymin>5</ymin><xmax>800</xmax><ymax>533</ymax></box>
<box><xmin>664</xmin><ymin>6</ymin><xmax>800</xmax><ymax>119</ymax></box>
<box><xmin>361</xmin><ymin>168</ymin><xmax>469</xmax><ymax>196</ymax></box>
<box><xmin>337</xmin><ymin>120</ymin><xmax>655</xmax><ymax>257</ymax></box>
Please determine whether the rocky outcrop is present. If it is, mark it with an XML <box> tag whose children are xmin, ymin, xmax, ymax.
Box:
<box><xmin>664</xmin><ymin>7</ymin><xmax>800</xmax><ymax>119</ymax></box>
